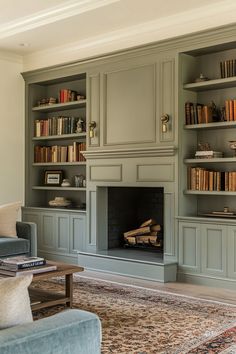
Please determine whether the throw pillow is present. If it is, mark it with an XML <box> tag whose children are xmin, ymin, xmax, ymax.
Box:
<box><xmin>0</xmin><ymin>201</ymin><xmax>21</xmax><ymax>237</ymax></box>
<box><xmin>0</xmin><ymin>274</ymin><xmax>33</xmax><ymax>329</ymax></box>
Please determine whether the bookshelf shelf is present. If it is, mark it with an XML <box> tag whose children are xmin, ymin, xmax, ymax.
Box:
<box><xmin>32</xmin><ymin>133</ymin><xmax>86</xmax><ymax>141</ymax></box>
<box><xmin>32</xmin><ymin>162</ymin><xmax>86</xmax><ymax>166</ymax></box>
<box><xmin>184</xmin><ymin>157</ymin><xmax>236</xmax><ymax>163</ymax></box>
<box><xmin>32</xmin><ymin>186</ymin><xmax>86</xmax><ymax>191</ymax></box>
<box><xmin>184</xmin><ymin>190</ymin><xmax>236</xmax><ymax>196</ymax></box>
<box><xmin>183</xmin><ymin>76</ymin><xmax>236</xmax><ymax>91</ymax></box>
<box><xmin>32</xmin><ymin>100</ymin><xmax>86</xmax><ymax>113</ymax></box>
<box><xmin>184</xmin><ymin>121</ymin><xmax>236</xmax><ymax>130</ymax></box>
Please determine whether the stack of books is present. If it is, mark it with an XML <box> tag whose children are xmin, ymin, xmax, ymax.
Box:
<box><xmin>195</xmin><ymin>150</ymin><xmax>223</xmax><ymax>159</ymax></box>
<box><xmin>0</xmin><ymin>256</ymin><xmax>57</xmax><ymax>276</ymax></box>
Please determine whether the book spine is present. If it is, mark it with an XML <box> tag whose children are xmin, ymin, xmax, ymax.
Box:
<box><xmin>18</xmin><ymin>260</ymin><xmax>46</xmax><ymax>269</ymax></box>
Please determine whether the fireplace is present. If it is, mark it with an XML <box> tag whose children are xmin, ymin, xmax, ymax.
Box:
<box><xmin>107</xmin><ymin>187</ymin><xmax>164</xmax><ymax>252</ymax></box>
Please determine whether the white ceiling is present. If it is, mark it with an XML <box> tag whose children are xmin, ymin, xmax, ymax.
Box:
<box><xmin>0</xmin><ymin>0</ymin><xmax>235</xmax><ymax>56</ymax></box>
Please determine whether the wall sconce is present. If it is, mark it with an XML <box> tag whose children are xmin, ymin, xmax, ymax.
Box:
<box><xmin>160</xmin><ymin>114</ymin><xmax>169</xmax><ymax>133</ymax></box>
<box><xmin>89</xmin><ymin>121</ymin><xmax>97</xmax><ymax>138</ymax></box>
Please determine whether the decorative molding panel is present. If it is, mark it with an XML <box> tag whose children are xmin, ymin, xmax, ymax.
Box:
<box><xmin>136</xmin><ymin>163</ymin><xmax>174</xmax><ymax>182</ymax></box>
<box><xmin>83</xmin><ymin>146</ymin><xmax>176</xmax><ymax>159</ymax></box>
<box><xmin>90</xmin><ymin>164</ymin><xmax>122</xmax><ymax>181</ymax></box>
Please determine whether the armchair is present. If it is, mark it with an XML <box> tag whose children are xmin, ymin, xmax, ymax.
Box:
<box><xmin>0</xmin><ymin>221</ymin><xmax>37</xmax><ymax>258</ymax></box>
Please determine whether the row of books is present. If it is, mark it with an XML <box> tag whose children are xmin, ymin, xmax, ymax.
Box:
<box><xmin>185</xmin><ymin>102</ymin><xmax>213</xmax><ymax>125</ymax></box>
<box><xmin>0</xmin><ymin>256</ymin><xmax>57</xmax><ymax>276</ymax></box>
<box><xmin>225</xmin><ymin>99</ymin><xmax>236</xmax><ymax>121</ymax></box>
<box><xmin>34</xmin><ymin>116</ymin><xmax>85</xmax><ymax>137</ymax></box>
<box><xmin>220</xmin><ymin>60</ymin><xmax>236</xmax><ymax>78</ymax></box>
<box><xmin>59</xmin><ymin>89</ymin><xmax>85</xmax><ymax>103</ymax></box>
<box><xmin>187</xmin><ymin>167</ymin><xmax>236</xmax><ymax>191</ymax></box>
<box><xmin>34</xmin><ymin>142</ymin><xmax>86</xmax><ymax>163</ymax></box>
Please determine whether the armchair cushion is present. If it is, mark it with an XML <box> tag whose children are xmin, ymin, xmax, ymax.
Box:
<box><xmin>0</xmin><ymin>237</ymin><xmax>29</xmax><ymax>257</ymax></box>
<box><xmin>0</xmin><ymin>202</ymin><xmax>21</xmax><ymax>237</ymax></box>
<box><xmin>0</xmin><ymin>309</ymin><xmax>101</xmax><ymax>354</ymax></box>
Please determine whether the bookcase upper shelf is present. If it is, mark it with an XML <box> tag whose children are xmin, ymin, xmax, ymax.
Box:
<box><xmin>183</xmin><ymin>76</ymin><xmax>236</xmax><ymax>91</ymax></box>
<box><xmin>32</xmin><ymin>100</ymin><xmax>86</xmax><ymax>113</ymax></box>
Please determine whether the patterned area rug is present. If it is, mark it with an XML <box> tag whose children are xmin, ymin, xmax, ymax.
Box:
<box><xmin>32</xmin><ymin>276</ymin><xmax>236</xmax><ymax>353</ymax></box>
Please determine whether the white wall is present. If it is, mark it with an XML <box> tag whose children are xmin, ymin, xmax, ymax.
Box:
<box><xmin>0</xmin><ymin>52</ymin><xmax>24</xmax><ymax>205</ymax></box>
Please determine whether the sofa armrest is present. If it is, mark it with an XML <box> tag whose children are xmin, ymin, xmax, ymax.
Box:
<box><xmin>0</xmin><ymin>309</ymin><xmax>101</xmax><ymax>354</ymax></box>
<box><xmin>16</xmin><ymin>222</ymin><xmax>37</xmax><ymax>257</ymax></box>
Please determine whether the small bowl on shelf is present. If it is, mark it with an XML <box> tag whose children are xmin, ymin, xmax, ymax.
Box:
<box><xmin>229</xmin><ymin>141</ymin><xmax>236</xmax><ymax>156</ymax></box>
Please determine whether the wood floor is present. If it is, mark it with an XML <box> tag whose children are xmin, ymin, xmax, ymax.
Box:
<box><xmin>78</xmin><ymin>269</ymin><xmax>236</xmax><ymax>306</ymax></box>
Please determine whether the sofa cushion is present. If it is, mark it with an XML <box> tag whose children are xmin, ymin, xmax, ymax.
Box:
<box><xmin>0</xmin><ymin>274</ymin><xmax>33</xmax><ymax>329</ymax></box>
<box><xmin>0</xmin><ymin>202</ymin><xmax>21</xmax><ymax>237</ymax></box>
<box><xmin>0</xmin><ymin>237</ymin><xmax>30</xmax><ymax>257</ymax></box>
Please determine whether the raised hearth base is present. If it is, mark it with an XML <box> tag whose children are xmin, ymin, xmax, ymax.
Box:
<box><xmin>78</xmin><ymin>249</ymin><xmax>177</xmax><ymax>282</ymax></box>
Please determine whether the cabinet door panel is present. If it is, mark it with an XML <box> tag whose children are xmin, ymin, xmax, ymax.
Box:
<box><xmin>103</xmin><ymin>63</ymin><xmax>156</xmax><ymax>146</ymax></box>
<box><xmin>41</xmin><ymin>213</ymin><xmax>55</xmax><ymax>250</ymax></box>
<box><xmin>178</xmin><ymin>222</ymin><xmax>200</xmax><ymax>272</ymax></box>
<box><xmin>201</xmin><ymin>225</ymin><xmax>227</xmax><ymax>277</ymax></box>
<box><xmin>56</xmin><ymin>214</ymin><xmax>69</xmax><ymax>253</ymax></box>
<box><xmin>70</xmin><ymin>214</ymin><xmax>86</xmax><ymax>253</ymax></box>
<box><xmin>228</xmin><ymin>226</ymin><xmax>236</xmax><ymax>279</ymax></box>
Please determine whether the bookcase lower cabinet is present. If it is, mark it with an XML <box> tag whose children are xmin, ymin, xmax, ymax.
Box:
<box><xmin>178</xmin><ymin>219</ymin><xmax>236</xmax><ymax>287</ymax></box>
<box><xmin>22</xmin><ymin>208</ymin><xmax>86</xmax><ymax>264</ymax></box>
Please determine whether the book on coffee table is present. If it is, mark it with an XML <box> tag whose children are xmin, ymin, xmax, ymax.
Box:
<box><xmin>0</xmin><ymin>256</ymin><xmax>46</xmax><ymax>270</ymax></box>
<box><xmin>0</xmin><ymin>264</ymin><xmax>57</xmax><ymax>276</ymax></box>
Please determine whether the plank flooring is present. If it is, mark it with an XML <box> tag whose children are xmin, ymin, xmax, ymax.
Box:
<box><xmin>77</xmin><ymin>269</ymin><xmax>236</xmax><ymax>306</ymax></box>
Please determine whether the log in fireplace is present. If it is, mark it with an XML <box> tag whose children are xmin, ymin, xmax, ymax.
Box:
<box><xmin>107</xmin><ymin>187</ymin><xmax>164</xmax><ymax>252</ymax></box>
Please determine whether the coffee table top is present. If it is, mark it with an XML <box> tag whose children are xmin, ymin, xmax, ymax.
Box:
<box><xmin>31</xmin><ymin>261</ymin><xmax>84</xmax><ymax>281</ymax></box>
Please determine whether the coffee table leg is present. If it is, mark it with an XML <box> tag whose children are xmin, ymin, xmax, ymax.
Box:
<box><xmin>65</xmin><ymin>274</ymin><xmax>73</xmax><ymax>308</ymax></box>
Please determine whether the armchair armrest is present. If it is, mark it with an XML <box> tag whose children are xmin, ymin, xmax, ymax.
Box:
<box><xmin>16</xmin><ymin>222</ymin><xmax>37</xmax><ymax>257</ymax></box>
<box><xmin>0</xmin><ymin>309</ymin><xmax>101</xmax><ymax>354</ymax></box>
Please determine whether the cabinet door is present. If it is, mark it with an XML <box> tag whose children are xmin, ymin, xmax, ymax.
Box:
<box><xmin>70</xmin><ymin>214</ymin><xmax>86</xmax><ymax>253</ymax></box>
<box><xmin>55</xmin><ymin>213</ymin><xmax>69</xmax><ymax>253</ymax></box>
<box><xmin>178</xmin><ymin>221</ymin><xmax>201</xmax><ymax>272</ymax></box>
<box><xmin>201</xmin><ymin>224</ymin><xmax>227</xmax><ymax>277</ymax></box>
<box><xmin>40</xmin><ymin>212</ymin><xmax>56</xmax><ymax>251</ymax></box>
<box><xmin>227</xmin><ymin>226</ymin><xmax>236</xmax><ymax>279</ymax></box>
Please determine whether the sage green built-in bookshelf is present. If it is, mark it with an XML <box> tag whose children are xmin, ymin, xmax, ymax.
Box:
<box><xmin>25</xmin><ymin>72</ymin><xmax>87</xmax><ymax>211</ymax></box>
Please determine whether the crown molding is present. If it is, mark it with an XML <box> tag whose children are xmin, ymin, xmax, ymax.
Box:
<box><xmin>23</xmin><ymin>0</ymin><xmax>236</xmax><ymax>71</ymax></box>
<box><xmin>0</xmin><ymin>0</ymin><xmax>119</xmax><ymax>39</ymax></box>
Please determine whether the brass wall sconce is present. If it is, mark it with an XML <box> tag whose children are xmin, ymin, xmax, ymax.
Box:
<box><xmin>160</xmin><ymin>114</ymin><xmax>170</xmax><ymax>133</ymax></box>
<box><xmin>89</xmin><ymin>121</ymin><xmax>97</xmax><ymax>138</ymax></box>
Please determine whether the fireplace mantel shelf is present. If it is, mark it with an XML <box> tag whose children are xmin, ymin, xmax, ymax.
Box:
<box><xmin>82</xmin><ymin>146</ymin><xmax>177</xmax><ymax>159</ymax></box>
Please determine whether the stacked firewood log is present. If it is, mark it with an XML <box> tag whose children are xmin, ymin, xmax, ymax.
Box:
<box><xmin>123</xmin><ymin>219</ymin><xmax>162</xmax><ymax>247</ymax></box>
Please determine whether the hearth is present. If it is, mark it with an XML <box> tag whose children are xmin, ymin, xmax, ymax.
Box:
<box><xmin>107</xmin><ymin>187</ymin><xmax>164</xmax><ymax>252</ymax></box>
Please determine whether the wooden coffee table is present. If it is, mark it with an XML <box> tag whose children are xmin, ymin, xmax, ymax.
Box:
<box><xmin>29</xmin><ymin>261</ymin><xmax>84</xmax><ymax>311</ymax></box>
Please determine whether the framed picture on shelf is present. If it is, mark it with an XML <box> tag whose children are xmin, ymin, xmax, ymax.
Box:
<box><xmin>44</xmin><ymin>170</ymin><xmax>63</xmax><ymax>186</ymax></box>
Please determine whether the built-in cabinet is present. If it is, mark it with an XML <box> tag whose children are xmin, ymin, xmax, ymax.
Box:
<box><xmin>178</xmin><ymin>41</ymin><xmax>236</xmax><ymax>287</ymax></box>
<box><xmin>22</xmin><ymin>207</ymin><xmax>86</xmax><ymax>264</ymax></box>
<box><xmin>88</xmin><ymin>52</ymin><xmax>176</xmax><ymax>150</ymax></box>
<box><xmin>22</xmin><ymin>24</ymin><xmax>236</xmax><ymax>287</ymax></box>
<box><xmin>178</xmin><ymin>218</ymin><xmax>236</xmax><ymax>284</ymax></box>
<box><xmin>22</xmin><ymin>67</ymin><xmax>88</xmax><ymax>263</ymax></box>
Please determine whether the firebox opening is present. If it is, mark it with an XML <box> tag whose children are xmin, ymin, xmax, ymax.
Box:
<box><xmin>108</xmin><ymin>187</ymin><xmax>164</xmax><ymax>252</ymax></box>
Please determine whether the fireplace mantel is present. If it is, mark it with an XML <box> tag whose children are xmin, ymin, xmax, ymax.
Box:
<box><xmin>83</xmin><ymin>146</ymin><xmax>177</xmax><ymax>160</ymax></box>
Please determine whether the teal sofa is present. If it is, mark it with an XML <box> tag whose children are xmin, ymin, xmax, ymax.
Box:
<box><xmin>0</xmin><ymin>309</ymin><xmax>101</xmax><ymax>354</ymax></box>
<box><xmin>0</xmin><ymin>222</ymin><xmax>37</xmax><ymax>258</ymax></box>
